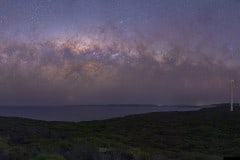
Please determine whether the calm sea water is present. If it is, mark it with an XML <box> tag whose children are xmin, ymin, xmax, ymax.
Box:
<box><xmin>0</xmin><ymin>105</ymin><xmax>201</xmax><ymax>122</ymax></box>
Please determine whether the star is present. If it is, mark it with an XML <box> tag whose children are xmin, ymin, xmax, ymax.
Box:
<box><xmin>119</xmin><ymin>20</ymin><xmax>124</xmax><ymax>24</ymax></box>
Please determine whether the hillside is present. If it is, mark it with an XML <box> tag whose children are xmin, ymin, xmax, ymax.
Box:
<box><xmin>0</xmin><ymin>104</ymin><xmax>239</xmax><ymax>159</ymax></box>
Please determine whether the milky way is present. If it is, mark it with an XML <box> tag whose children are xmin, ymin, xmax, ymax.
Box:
<box><xmin>0</xmin><ymin>0</ymin><xmax>240</xmax><ymax>105</ymax></box>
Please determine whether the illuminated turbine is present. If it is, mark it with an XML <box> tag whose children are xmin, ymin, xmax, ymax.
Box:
<box><xmin>230</xmin><ymin>80</ymin><xmax>234</xmax><ymax>112</ymax></box>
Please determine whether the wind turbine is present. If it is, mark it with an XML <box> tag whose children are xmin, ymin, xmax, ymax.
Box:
<box><xmin>230</xmin><ymin>80</ymin><xmax>234</xmax><ymax>112</ymax></box>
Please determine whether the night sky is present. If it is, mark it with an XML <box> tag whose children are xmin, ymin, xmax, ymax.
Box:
<box><xmin>0</xmin><ymin>0</ymin><xmax>240</xmax><ymax>105</ymax></box>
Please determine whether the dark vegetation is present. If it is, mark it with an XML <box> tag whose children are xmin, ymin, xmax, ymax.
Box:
<box><xmin>0</xmin><ymin>104</ymin><xmax>239</xmax><ymax>160</ymax></box>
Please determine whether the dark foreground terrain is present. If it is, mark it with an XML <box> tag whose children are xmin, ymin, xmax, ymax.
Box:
<box><xmin>0</xmin><ymin>104</ymin><xmax>239</xmax><ymax>160</ymax></box>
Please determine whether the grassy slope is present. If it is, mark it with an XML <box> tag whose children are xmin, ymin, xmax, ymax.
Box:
<box><xmin>0</xmin><ymin>104</ymin><xmax>239</xmax><ymax>159</ymax></box>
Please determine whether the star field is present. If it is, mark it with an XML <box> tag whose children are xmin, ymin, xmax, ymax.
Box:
<box><xmin>0</xmin><ymin>0</ymin><xmax>240</xmax><ymax>105</ymax></box>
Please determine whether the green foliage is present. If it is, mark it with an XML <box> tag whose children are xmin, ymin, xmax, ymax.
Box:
<box><xmin>0</xmin><ymin>136</ymin><xmax>9</xmax><ymax>150</ymax></box>
<box><xmin>32</xmin><ymin>153</ymin><xmax>65</xmax><ymax>160</ymax></box>
<box><xmin>0</xmin><ymin>105</ymin><xmax>239</xmax><ymax>159</ymax></box>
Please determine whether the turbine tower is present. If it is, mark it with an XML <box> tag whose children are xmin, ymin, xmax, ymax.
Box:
<box><xmin>230</xmin><ymin>80</ymin><xmax>234</xmax><ymax>112</ymax></box>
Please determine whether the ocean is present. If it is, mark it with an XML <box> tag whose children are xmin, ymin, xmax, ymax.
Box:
<box><xmin>0</xmin><ymin>105</ymin><xmax>201</xmax><ymax>122</ymax></box>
